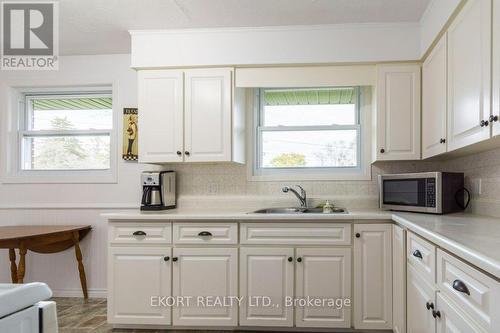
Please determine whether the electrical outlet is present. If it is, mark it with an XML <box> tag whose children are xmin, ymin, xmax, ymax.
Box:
<box><xmin>208</xmin><ymin>182</ymin><xmax>219</xmax><ymax>195</ymax></box>
<box><xmin>471</xmin><ymin>178</ymin><xmax>482</xmax><ymax>196</ymax></box>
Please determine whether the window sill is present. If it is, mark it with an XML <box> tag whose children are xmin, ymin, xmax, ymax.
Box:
<box><xmin>1</xmin><ymin>169</ymin><xmax>117</xmax><ymax>184</ymax></box>
<box><xmin>248</xmin><ymin>169</ymin><xmax>372</xmax><ymax>182</ymax></box>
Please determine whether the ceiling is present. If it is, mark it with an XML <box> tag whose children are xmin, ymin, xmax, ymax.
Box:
<box><xmin>59</xmin><ymin>0</ymin><xmax>431</xmax><ymax>55</ymax></box>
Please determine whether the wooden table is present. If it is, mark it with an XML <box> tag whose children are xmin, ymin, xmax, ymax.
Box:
<box><xmin>0</xmin><ymin>225</ymin><xmax>92</xmax><ymax>298</ymax></box>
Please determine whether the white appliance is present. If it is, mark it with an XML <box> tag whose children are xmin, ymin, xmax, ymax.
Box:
<box><xmin>0</xmin><ymin>282</ymin><xmax>58</xmax><ymax>333</ymax></box>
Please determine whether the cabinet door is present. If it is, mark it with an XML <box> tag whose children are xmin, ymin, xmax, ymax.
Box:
<box><xmin>407</xmin><ymin>266</ymin><xmax>436</xmax><ymax>333</ymax></box>
<box><xmin>295</xmin><ymin>248</ymin><xmax>351</xmax><ymax>328</ymax></box>
<box><xmin>184</xmin><ymin>68</ymin><xmax>232</xmax><ymax>162</ymax></box>
<box><xmin>493</xmin><ymin>0</ymin><xmax>500</xmax><ymax>136</ymax></box>
<box><xmin>393</xmin><ymin>225</ymin><xmax>406</xmax><ymax>333</ymax></box>
<box><xmin>107</xmin><ymin>247</ymin><xmax>171</xmax><ymax>325</ymax></box>
<box><xmin>422</xmin><ymin>34</ymin><xmax>448</xmax><ymax>159</ymax></box>
<box><xmin>138</xmin><ymin>70</ymin><xmax>184</xmax><ymax>163</ymax></box>
<box><xmin>447</xmin><ymin>0</ymin><xmax>492</xmax><ymax>151</ymax></box>
<box><xmin>376</xmin><ymin>64</ymin><xmax>421</xmax><ymax>160</ymax></box>
<box><xmin>239</xmin><ymin>247</ymin><xmax>294</xmax><ymax>327</ymax></box>
<box><xmin>172</xmin><ymin>247</ymin><xmax>237</xmax><ymax>326</ymax></box>
<box><xmin>353</xmin><ymin>223</ymin><xmax>392</xmax><ymax>330</ymax></box>
<box><xmin>436</xmin><ymin>293</ymin><xmax>485</xmax><ymax>333</ymax></box>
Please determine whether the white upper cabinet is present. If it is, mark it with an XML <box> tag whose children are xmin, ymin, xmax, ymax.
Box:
<box><xmin>138</xmin><ymin>70</ymin><xmax>184</xmax><ymax>163</ymax></box>
<box><xmin>295</xmin><ymin>248</ymin><xmax>351</xmax><ymax>328</ymax></box>
<box><xmin>447</xmin><ymin>0</ymin><xmax>492</xmax><ymax>151</ymax></box>
<box><xmin>353</xmin><ymin>223</ymin><xmax>392</xmax><ymax>330</ymax></box>
<box><xmin>376</xmin><ymin>64</ymin><xmax>421</xmax><ymax>161</ymax></box>
<box><xmin>137</xmin><ymin>67</ymin><xmax>244</xmax><ymax>164</ymax></box>
<box><xmin>422</xmin><ymin>34</ymin><xmax>448</xmax><ymax>159</ymax></box>
<box><xmin>493</xmin><ymin>0</ymin><xmax>500</xmax><ymax>136</ymax></box>
<box><xmin>184</xmin><ymin>68</ymin><xmax>232</xmax><ymax>162</ymax></box>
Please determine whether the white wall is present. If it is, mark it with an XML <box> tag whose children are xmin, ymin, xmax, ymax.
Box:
<box><xmin>0</xmin><ymin>54</ymin><xmax>155</xmax><ymax>297</ymax></box>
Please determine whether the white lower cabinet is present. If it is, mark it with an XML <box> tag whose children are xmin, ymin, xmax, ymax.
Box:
<box><xmin>107</xmin><ymin>247</ymin><xmax>172</xmax><ymax>325</ymax></box>
<box><xmin>393</xmin><ymin>225</ymin><xmax>407</xmax><ymax>333</ymax></box>
<box><xmin>295</xmin><ymin>248</ymin><xmax>351</xmax><ymax>328</ymax></box>
<box><xmin>172</xmin><ymin>247</ymin><xmax>238</xmax><ymax>326</ymax></box>
<box><xmin>239</xmin><ymin>247</ymin><xmax>294</xmax><ymax>327</ymax></box>
<box><xmin>407</xmin><ymin>265</ymin><xmax>436</xmax><ymax>333</ymax></box>
<box><xmin>353</xmin><ymin>223</ymin><xmax>392</xmax><ymax>330</ymax></box>
<box><xmin>436</xmin><ymin>293</ymin><xmax>485</xmax><ymax>333</ymax></box>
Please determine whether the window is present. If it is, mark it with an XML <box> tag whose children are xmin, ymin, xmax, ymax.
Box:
<box><xmin>2</xmin><ymin>87</ymin><xmax>117</xmax><ymax>183</ymax></box>
<box><xmin>253</xmin><ymin>87</ymin><xmax>370</xmax><ymax>180</ymax></box>
<box><xmin>21</xmin><ymin>92</ymin><xmax>113</xmax><ymax>171</ymax></box>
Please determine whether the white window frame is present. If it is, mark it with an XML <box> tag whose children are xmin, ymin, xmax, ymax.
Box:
<box><xmin>248</xmin><ymin>87</ymin><xmax>372</xmax><ymax>181</ymax></box>
<box><xmin>2</xmin><ymin>86</ymin><xmax>118</xmax><ymax>184</ymax></box>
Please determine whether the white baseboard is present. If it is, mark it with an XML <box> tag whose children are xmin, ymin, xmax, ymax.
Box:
<box><xmin>51</xmin><ymin>288</ymin><xmax>107</xmax><ymax>299</ymax></box>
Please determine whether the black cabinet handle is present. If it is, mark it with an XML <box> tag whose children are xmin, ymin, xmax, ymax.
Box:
<box><xmin>490</xmin><ymin>115</ymin><xmax>499</xmax><ymax>123</ymax></box>
<box><xmin>412</xmin><ymin>249</ymin><xmax>423</xmax><ymax>259</ymax></box>
<box><xmin>380</xmin><ymin>148</ymin><xmax>385</xmax><ymax>154</ymax></box>
<box><xmin>288</xmin><ymin>257</ymin><xmax>293</xmax><ymax>262</ymax></box>
<box><xmin>172</xmin><ymin>257</ymin><xmax>178</xmax><ymax>262</ymax></box>
<box><xmin>185</xmin><ymin>151</ymin><xmax>190</xmax><ymax>156</ymax></box>
<box><xmin>426</xmin><ymin>301</ymin><xmax>434</xmax><ymax>310</ymax></box>
<box><xmin>176</xmin><ymin>151</ymin><xmax>182</xmax><ymax>156</ymax></box>
<box><xmin>432</xmin><ymin>310</ymin><xmax>441</xmax><ymax>318</ymax></box>
<box><xmin>452</xmin><ymin>279</ymin><xmax>470</xmax><ymax>296</ymax></box>
<box><xmin>297</xmin><ymin>257</ymin><xmax>302</xmax><ymax>262</ymax></box>
<box><xmin>132</xmin><ymin>231</ymin><xmax>146</xmax><ymax>236</ymax></box>
<box><xmin>480</xmin><ymin>120</ymin><xmax>489</xmax><ymax>127</ymax></box>
<box><xmin>355</xmin><ymin>233</ymin><xmax>361</xmax><ymax>238</ymax></box>
<box><xmin>440</xmin><ymin>138</ymin><xmax>446</xmax><ymax>144</ymax></box>
<box><xmin>198</xmin><ymin>231</ymin><xmax>213</xmax><ymax>237</ymax></box>
<box><xmin>164</xmin><ymin>256</ymin><xmax>170</xmax><ymax>262</ymax></box>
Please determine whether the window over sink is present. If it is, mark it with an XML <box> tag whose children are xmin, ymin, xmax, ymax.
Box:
<box><xmin>251</xmin><ymin>87</ymin><xmax>371</xmax><ymax>181</ymax></box>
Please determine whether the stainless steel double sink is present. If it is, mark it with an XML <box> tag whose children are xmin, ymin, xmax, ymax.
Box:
<box><xmin>250</xmin><ymin>207</ymin><xmax>348</xmax><ymax>214</ymax></box>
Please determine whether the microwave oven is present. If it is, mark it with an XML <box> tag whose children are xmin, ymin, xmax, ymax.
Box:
<box><xmin>378</xmin><ymin>172</ymin><xmax>465</xmax><ymax>214</ymax></box>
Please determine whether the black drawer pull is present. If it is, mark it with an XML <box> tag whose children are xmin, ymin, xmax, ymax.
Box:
<box><xmin>426</xmin><ymin>301</ymin><xmax>434</xmax><ymax>310</ymax></box>
<box><xmin>288</xmin><ymin>257</ymin><xmax>293</xmax><ymax>262</ymax></box>
<box><xmin>172</xmin><ymin>257</ymin><xmax>178</xmax><ymax>262</ymax></box>
<box><xmin>198</xmin><ymin>231</ymin><xmax>213</xmax><ymax>237</ymax></box>
<box><xmin>132</xmin><ymin>231</ymin><xmax>147</xmax><ymax>236</ymax></box>
<box><xmin>432</xmin><ymin>310</ymin><xmax>441</xmax><ymax>318</ymax></box>
<box><xmin>297</xmin><ymin>257</ymin><xmax>302</xmax><ymax>262</ymax></box>
<box><xmin>452</xmin><ymin>279</ymin><xmax>470</xmax><ymax>295</ymax></box>
<box><xmin>164</xmin><ymin>256</ymin><xmax>170</xmax><ymax>262</ymax></box>
<box><xmin>412</xmin><ymin>249</ymin><xmax>423</xmax><ymax>259</ymax></box>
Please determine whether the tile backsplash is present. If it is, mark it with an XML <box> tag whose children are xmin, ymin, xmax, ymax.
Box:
<box><xmin>168</xmin><ymin>160</ymin><xmax>443</xmax><ymax>210</ymax></box>
<box><xmin>167</xmin><ymin>146</ymin><xmax>500</xmax><ymax>217</ymax></box>
<box><xmin>442</xmin><ymin>147</ymin><xmax>500</xmax><ymax>217</ymax></box>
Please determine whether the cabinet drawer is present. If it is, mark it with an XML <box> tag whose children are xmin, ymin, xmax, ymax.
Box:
<box><xmin>109</xmin><ymin>223</ymin><xmax>171</xmax><ymax>245</ymax></box>
<box><xmin>437</xmin><ymin>249</ymin><xmax>500</xmax><ymax>331</ymax></box>
<box><xmin>240</xmin><ymin>223</ymin><xmax>351</xmax><ymax>245</ymax></box>
<box><xmin>407</xmin><ymin>231</ymin><xmax>436</xmax><ymax>284</ymax></box>
<box><xmin>173</xmin><ymin>223</ymin><xmax>238</xmax><ymax>244</ymax></box>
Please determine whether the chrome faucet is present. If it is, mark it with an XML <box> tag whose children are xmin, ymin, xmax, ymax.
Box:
<box><xmin>282</xmin><ymin>185</ymin><xmax>307</xmax><ymax>208</ymax></box>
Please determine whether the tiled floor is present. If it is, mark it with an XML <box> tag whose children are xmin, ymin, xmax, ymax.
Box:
<box><xmin>55</xmin><ymin>297</ymin><xmax>292</xmax><ymax>333</ymax></box>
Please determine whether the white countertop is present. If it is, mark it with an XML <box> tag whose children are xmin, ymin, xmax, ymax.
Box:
<box><xmin>102</xmin><ymin>208</ymin><xmax>500</xmax><ymax>279</ymax></box>
<box><xmin>392</xmin><ymin>212</ymin><xmax>500</xmax><ymax>279</ymax></box>
<box><xmin>102</xmin><ymin>208</ymin><xmax>392</xmax><ymax>221</ymax></box>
